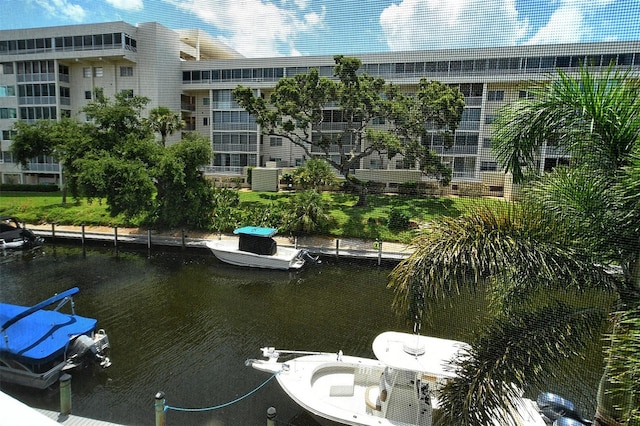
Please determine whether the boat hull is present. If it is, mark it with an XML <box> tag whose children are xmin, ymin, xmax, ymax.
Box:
<box><xmin>250</xmin><ymin>333</ymin><xmax>549</xmax><ymax>426</ymax></box>
<box><xmin>206</xmin><ymin>240</ymin><xmax>306</xmax><ymax>270</ymax></box>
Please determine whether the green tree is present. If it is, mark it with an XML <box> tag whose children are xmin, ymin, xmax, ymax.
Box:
<box><xmin>10</xmin><ymin>118</ymin><xmax>92</xmax><ymax>203</ymax></box>
<box><xmin>292</xmin><ymin>158</ymin><xmax>338</xmax><ymax>190</ymax></box>
<box><xmin>146</xmin><ymin>106</ymin><xmax>185</xmax><ymax>147</ymax></box>
<box><xmin>233</xmin><ymin>55</ymin><xmax>464</xmax><ymax>206</ymax></box>
<box><xmin>75</xmin><ymin>89</ymin><xmax>161</xmax><ymax>220</ymax></box>
<box><xmin>152</xmin><ymin>132</ymin><xmax>215</xmax><ymax>229</ymax></box>
<box><xmin>11</xmin><ymin>90</ymin><xmax>215</xmax><ymax>228</ymax></box>
<box><xmin>389</xmin><ymin>66</ymin><xmax>640</xmax><ymax>425</ymax></box>
<box><xmin>284</xmin><ymin>189</ymin><xmax>331</xmax><ymax>234</ymax></box>
<box><xmin>210</xmin><ymin>187</ymin><xmax>240</xmax><ymax>234</ymax></box>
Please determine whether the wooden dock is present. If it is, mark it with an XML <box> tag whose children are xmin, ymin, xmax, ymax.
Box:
<box><xmin>0</xmin><ymin>391</ymin><xmax>124</xmax><ymax>426</ymax></box>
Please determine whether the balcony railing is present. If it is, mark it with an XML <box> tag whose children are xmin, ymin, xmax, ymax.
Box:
<box><xmin>25</xmin><ymin>162</ymin><xmax>60</xmax><ymax>172</ymax></box>
<box><xmin>202</xmin><ymin>166</ymin><xmax>244</xmax><ymax>174</ymax></box>
<box><xmin>431</xmin><ymin>145</ymin><xmax>479</xmax><ymax>155</ymax></box>
<box><xmin>213</xmin><ymin>143</ymin><xmax>257</xmax><ymax>152</ymax></box>
<box><xmin>211</xmin><ymin>123</ymin><xmax>257</xmax><ymax>131</ymax></box>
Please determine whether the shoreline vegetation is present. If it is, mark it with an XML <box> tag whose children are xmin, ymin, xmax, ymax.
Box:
<box><xmin>0</xmin><ymin>190</ymin><xmax>505</xmax><ymax>243</ymax></box>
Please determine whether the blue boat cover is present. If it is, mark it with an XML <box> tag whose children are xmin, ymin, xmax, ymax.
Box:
<box><xmin>0</xmin><ymin>290</ymin><xmax>97</xmax><ymax>364</ymax></box>
<box><xmin>233</xmin><ymin>226</ymin><xmax>278</xmax><ymax>237</ymax></box>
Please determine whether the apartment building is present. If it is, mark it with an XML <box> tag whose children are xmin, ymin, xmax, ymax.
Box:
<box><xmin>1</xmin><ymin>21</ymin><xmax>639</xmax><ymax>196</ymax></box>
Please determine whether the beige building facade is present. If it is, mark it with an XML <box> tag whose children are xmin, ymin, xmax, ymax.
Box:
<box><xmin>1</xmin><ymin>22</ymin><xmax>639</xmax><ymax>196</ymax></box>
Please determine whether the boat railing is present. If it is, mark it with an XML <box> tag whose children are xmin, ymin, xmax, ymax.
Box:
<box><xmin>0</xmin><ymin>287</ymin><xmax>80</xmax><ymax>342</ymax></box>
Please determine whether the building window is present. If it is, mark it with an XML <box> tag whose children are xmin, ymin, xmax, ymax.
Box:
<box><xmin>120</xmin><ymin>89</ymin><xmax>133</xmax><ymax>98</ymax></box>
<box><xmin>83</xmin><ymin>67</ymin><xmax>91</xmax><ymax>78</ymax></box>
<box><xmin>85</xmin><ymin>90</ymin><xmax>92</xmax><ymax>100</ymax></box>
<box><xmin>120</xmin><ymin>66</ymin><xmax>133</xmax><ymax>77</ymax></box>
<box><xmin>2</xmin><ymin>130</ymin><xmax>16</xmax><ymax>140</ymax></box>
<box><xmin>370</xmin><ymin>158</ymin><xmax>383</xmax><ymax>169</ymax></box>
<box><xmin>270</xmin><ymin>137</ymin><xmax>283</xmax><ymax>147</ymax></box>
<box><xmin>2</xmin><ymin>63</ymin><xmax>13</xmax><ymax>74</ymax></box>
<box><xmin>0</xmin><ymin>85</ymin><xmax>15</xmax><ymax>97</ymax></box>
<box><xmin>487</xmin><ymin>90</ymin><xmax>504</xmax><ymax>101</ymax></box>
<box><xmin>203</xmin><ymin>97</ymin><xmax>210</xmax><ymax>106</ymax></box>
<box><xmin>93</xmin><ymin>67</ymin><xmax>103</xmax><ymax>77</ymax></box>
<box><xmin>0</xmin><ymin>108</ymin><xmax>17</xmax><ymax>119</ymax></box>
<box><xmin>203</xmin><ymin>117</ymin><xmax>209</xmax><ymax>126</ymax></box>
<box><xmin>480</xmin><ymin>161</ymin><xmax>498</xmax><ymax>171</ymax></box>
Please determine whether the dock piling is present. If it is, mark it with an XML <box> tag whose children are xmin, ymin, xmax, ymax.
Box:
<box><xmin>155</xmin><ymin>391</ymin><xmax>166</xmax><ymax>426</ymax></box>
<box><xmin>113</xmin><ymin>226</ymin><xmax>118</xmax><ymax>247</ymax></box>
<box><xmin>266</xmin><ymin>406</ymin><xmax>277</xmax><ymax>426</ymax></box>
<box><xmin>59</xmin><ymin>373</ymin><xmax>72</xmax><ymax>415</ymax></box>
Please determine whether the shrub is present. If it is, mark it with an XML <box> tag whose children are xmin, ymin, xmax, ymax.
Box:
<box><xmin>398</xmin><ymin>181</ymin><xmax>418</xmax><ymax>195</ymax></box>
<box><xmin>365</xmin><ymin>181</ymin><xmax>386</xmax><ymax>194</ymax></box>
<box><xmin>387</xmin><ymin>207</ymin><xmax>411</xmax><ymax>230</ymax></box>
<box><xmin>0</xmin><ymin>183</ymin><xmax>60</xmax><ymax>192</ymax></box>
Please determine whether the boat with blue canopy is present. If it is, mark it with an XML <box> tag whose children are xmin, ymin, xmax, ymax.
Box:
<box><xmin>0</xmin><ymin>287</ymin><xmax>111</xmax><ymax>389</ymax></box>
<box><xmin>206</xmin><ymin>226</ymin><xmax>313</xmax><ymax>270</ymax></box>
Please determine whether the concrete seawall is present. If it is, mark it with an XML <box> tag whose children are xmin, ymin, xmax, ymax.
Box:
<box><xmin>31</xmin><ymin>225</ymin><xmax>413</xmax><ymax>264</ymax></box>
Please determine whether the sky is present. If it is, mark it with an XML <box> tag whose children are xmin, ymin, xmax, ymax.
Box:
<box><xmin>1</xmin><ymin>0</ymin><xmax>639</xmax><ymax>58</ymax></box>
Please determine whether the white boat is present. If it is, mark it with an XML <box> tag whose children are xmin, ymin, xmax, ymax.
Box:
<box><xmin>205</xmin><ymin>226</ymin><xmax>311</xmax><ymax>270</ymax></box>
<box><xmin>248</xmin><ymin>331</ymin><xmax>550</xmax><ymax>426</ymax></box>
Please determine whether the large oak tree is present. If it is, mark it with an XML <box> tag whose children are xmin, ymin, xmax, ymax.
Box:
<box><xmin>233</xmin><ymin>55</ymin><xmax>465</xmax><ymax>205</ymax></box>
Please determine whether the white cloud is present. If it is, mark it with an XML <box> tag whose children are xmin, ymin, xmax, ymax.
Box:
<box><xmin>524</xmin><ymin>0</ymin><xmax>615</xmax><ymax>45</ymax></box>
<box><xmin>379</xmin><ymin>0</ymin><xmax>619</xmax><ymax>51</ymax></box>
<box><xmin>33</xmin><ymin>0</ymin><xmax>87</xmax><ymax>23</ymax></box>
<box><xmin>105</xmin><ymin>0</ymin><xmax>144</xmax><ymax>12</ymax></box>
<box><xmin>379</xmin><ymin>0</ymin><xmax>528</xmax><ymax>51</ymax></box>
<box><xmin>163</xmin><ymin>0</ymin><xmax>325</xmax><ymax>57</ymax></box>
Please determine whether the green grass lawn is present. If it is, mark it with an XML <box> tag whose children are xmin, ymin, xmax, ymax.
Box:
<box><xmin>0</xmin><ymin>190</ymin><xmax>506</xmax><ymax>242</ymax></box>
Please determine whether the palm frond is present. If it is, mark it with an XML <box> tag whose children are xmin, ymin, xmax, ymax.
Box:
<box><xmin>388</xmin><ymin>204</ymin><xmax>614</xmax><ymax>321</ymax></box>
<box><xmin>436</xmin><ymin>304</ymin><xmax>606</xmax><ymax>426</ymax></box>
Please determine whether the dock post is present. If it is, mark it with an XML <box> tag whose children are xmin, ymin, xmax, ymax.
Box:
<box><xmin>181</xmin><ymin>228</ymin><xmax>186</xmax><ymax>249</ymax></box>
<box><xmin>147</xmin><ymin>229</ymin><xmax>152</xmax><ymax>249</ymax></box>
<box><xmin>113</xmin><ymin>226</ymin><xmax>118</xmax><ymax>247</ymax></box>
<box><xmin>266</xmin><ymin>406</ymin><xmax>277</xmax><ymax>426</ymax></box>
<box><xmin>155</xmin><ymin>391</ymin><xmax>166</xmax><ymax>426</ymax></box>
<box><xmin>51</xmin><ymin>222</ymin><xmax>56</xmax><ymax>241</ymax></box>
<box><xmin>59</xmin><ymin>373</ymin><xmax>72</xmax><ymax>415</ymax></box>
<box><xmin>377</xmin><ymin>240</ymin><xmax>382</xmax><ymax>266</ymax></box>
<box><xmin>294</xmin><ymin>236</ymin><xmax>298</xmax><ymax>249</ymax></box>
<box><xmin>335</xmin><ymin>239</ymin><xmax>340</xmax><ymax>257</ymax></box>
<box><xmin>81</xmin><ymin>223</ymin><xmax>85</xmax><ymax>246</ymax></box>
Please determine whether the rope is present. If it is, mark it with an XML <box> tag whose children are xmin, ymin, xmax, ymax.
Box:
<box><xmin>164</xmin><ymin>371</ymin><xmax>279</xmax><ymax>413</ymax></box>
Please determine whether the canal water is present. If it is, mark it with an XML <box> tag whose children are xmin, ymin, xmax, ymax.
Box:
<box><xmin>0</xmin><ymin>244</ymin><xmax>604</xmax><ymax>425</ymax></box>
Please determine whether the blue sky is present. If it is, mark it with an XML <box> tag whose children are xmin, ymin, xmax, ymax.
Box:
<box><xmin>1</xmin><ymin>0</ymin><xmax>639</xmax><ymax>58</ymax></box>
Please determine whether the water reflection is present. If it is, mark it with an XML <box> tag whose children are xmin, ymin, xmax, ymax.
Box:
<box><xmin>0</xmin><ymin>244</ymin><xmax>603</xmax><ymax>425</ymax></box>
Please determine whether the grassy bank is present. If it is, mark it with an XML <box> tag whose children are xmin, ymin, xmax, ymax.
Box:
<box><xmin>0</xmin><ymin>191</ymin><xmax>504</xmax><ymax>242</ymax></box>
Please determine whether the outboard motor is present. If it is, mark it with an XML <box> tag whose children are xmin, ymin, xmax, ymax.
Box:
<box><xmin>537</xmin><ymin>392</ymin><xmax>592</xmax><ymax>425</ymax></box>
<box><xmin>66</xmin><ymin>331</ymin><xmax>112</xmax><ymax>370</ymax></box>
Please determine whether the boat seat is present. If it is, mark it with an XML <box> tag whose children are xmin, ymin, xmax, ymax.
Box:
<box><xmin>329</xmin><ymin>373</ymin><xmax>355</xmax><ymax>396</ymax></box>
<box><xmin>365</xmin><ymin>385</ymin><xmax>387</xmax><ymax>412</ymax></box>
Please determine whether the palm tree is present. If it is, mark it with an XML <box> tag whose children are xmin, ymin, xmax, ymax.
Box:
<box><xmin>389</xmin><ymin>65</ymin><xmax>640</xmax><ymax>425</ymax></box>
<box><xmin>147</xmin><ymin>106</ymin><xmax>185</xmax><ymax>147</ymax></box>
<box><xmin>292</xmin><ymin>158</ymin><xmax>338</xmax><ymax>190</ymax></box>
